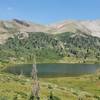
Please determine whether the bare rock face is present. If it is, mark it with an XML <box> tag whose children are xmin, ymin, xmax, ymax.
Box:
<box><xmin>79</xmin><ymin>20</ymin><xmax>100</xmax><ymax>37</ymax></box>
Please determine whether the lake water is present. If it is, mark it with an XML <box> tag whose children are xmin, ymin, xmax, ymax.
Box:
<box><xmin>5</xmin><ymin>64</ymin><xmax>100</xmax><ymax>77</ymax></box>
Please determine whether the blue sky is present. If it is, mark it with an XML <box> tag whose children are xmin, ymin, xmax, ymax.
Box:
<box><xmin>0</xmin><ymin>0</ymin><xmax>100</xmax><ymax>24</ymax></box>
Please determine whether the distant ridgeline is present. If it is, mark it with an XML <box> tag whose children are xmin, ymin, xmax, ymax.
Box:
<box><xmin>0</xmin><ymin>32</ymin><xmax>100</xmax><ymax>64</ymax></box>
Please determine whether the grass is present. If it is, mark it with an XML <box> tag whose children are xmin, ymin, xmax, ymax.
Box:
<box><xmin>59</xmin><ymin>56</ymin><xmax>100</xmax><ymax>64</ymax></box>
<box><xmin>0</xmin><ymin>70</ymin><xmax>100</xmax><ymax>100</ymax></box>
<box><xmin>42</xmin><ymin>75</ymin><xmax>100</xmax><ymax>95</ymax></box>
<box><xmin>0</xmin><ymin>72</ymin><xmax>76</xmax><ymax>100</ymax></box>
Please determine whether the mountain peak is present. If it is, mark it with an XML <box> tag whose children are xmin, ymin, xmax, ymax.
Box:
<box><xmin>13</xmin><ymin>19</ymin><xmax>30</xmax><ymax>27</ymax></box>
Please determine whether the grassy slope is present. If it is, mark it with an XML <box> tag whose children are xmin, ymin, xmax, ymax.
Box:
<box><xmin>0</xmin><ymin>72</ymin><xmax>76</xmax><ymax>100</ymax></box>
<box><xmin>0</xmin><ymin>71</ymin><xmax>100</xmax><ymax>100</ymax></box>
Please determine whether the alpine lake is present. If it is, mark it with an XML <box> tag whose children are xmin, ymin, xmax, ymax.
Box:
<box><xmin>5</xmin><ymin>63</ymin><xmax>100</xmax><ymax>77</ymax></box>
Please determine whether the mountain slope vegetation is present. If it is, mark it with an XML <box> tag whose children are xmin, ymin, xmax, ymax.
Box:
<box><xmin>0</xmin><ymin>31</ymin><xmax>100</xmax><ymax>66</ymax></box>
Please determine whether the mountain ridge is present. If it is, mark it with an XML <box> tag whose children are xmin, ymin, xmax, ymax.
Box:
<box><xmin>0</xmin><ymin>19</ymin><xmax>100</xmax><ymax>44</ymax></box>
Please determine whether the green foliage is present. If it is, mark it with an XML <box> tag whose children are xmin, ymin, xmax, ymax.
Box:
<box><xmin>57</xmin><ymin>32</ymin><xmax>100</xmax><ymax>61</ymax></box>
<box><xmin>0</xmin><ymin>32</ymin><xmax>64</xmax><ymax>64</ymax></box>
<box><xmin>0</xmin><ymin>32</ymin><xmax>100</xmax><ymax>65</ymax></box>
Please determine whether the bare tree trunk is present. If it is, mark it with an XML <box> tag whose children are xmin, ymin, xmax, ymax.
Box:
<box><xmin>31</xmin><ymin>56</ymin><xmax>40</xmax><ymax>100</ymax></box>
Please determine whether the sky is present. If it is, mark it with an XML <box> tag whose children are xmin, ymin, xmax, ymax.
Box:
<box><xmin>0</xmin><ymin>0</ymin><xmax>100</xmax><ymax>24</ymax></box>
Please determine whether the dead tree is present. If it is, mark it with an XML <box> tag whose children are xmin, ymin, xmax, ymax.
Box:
<box><xmin>30</xmin><ymin>56</ymin><xmax>40</xmax><ymax>100</ymax></box>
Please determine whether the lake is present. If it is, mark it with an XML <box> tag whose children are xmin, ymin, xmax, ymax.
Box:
<box><xmin>5</xmin><ymin>64</ymin><xmax>100</xmax><ymax>77</ymax></box>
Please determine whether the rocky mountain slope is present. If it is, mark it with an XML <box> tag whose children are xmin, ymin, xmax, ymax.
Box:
<box><xmin>0</xmin><ymin>19</ymin><xmax>100</xmax><ymax>44</ymax></box>
<box><xmin>0</xmin><ymin>19</ymin><xmax>49</xmax><ymax>44</ymax></box>
<box><xmin>49</xmin><ymin>20</ymin><xmax>100</xmax><ymax>37</ymax></box>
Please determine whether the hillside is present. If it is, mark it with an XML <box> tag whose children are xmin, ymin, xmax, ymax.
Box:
<box><xmin>49</xmin><ymin>20</ymin><xmax>100</xmax><ymax>37</ymax></box>
<box><xmin>0</xmin><ymin>19</ymin><xmax>100</xmax><ymax>44</ymax></box>
<box><xmin>0</xmin><ymin>32</ymin><xmax>100</xmax><ymax>66</ymax></box>
<box><xmin>0</xmin><ymin>19</ymin><xmax>49</xmax><ymax>44</ymax></box>
<box><xmin>0</xmin><ymin>19</ymin><xmax>100</xmax><ymax>65</ymax></box>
